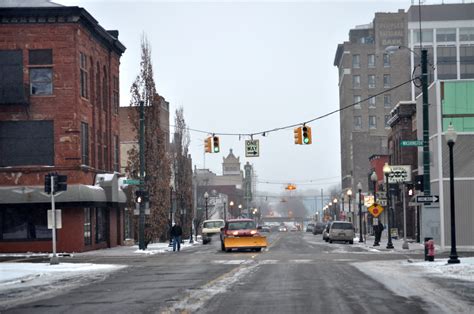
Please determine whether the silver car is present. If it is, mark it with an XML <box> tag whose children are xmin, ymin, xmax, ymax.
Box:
<box><xmin>328</xmin><ymin>221</ymin><xmax>355</xmax><ymax>244</ymax></box>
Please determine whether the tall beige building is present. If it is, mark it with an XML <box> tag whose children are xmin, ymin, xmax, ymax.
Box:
<box><xmin>334</xmin><ymin>10</ymin><xmax>411</xmax><ymax>194</ymax></box>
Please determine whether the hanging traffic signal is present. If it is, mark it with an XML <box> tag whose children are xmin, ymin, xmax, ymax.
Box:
<box><xmin>135</xmin><ymin>190</ymin><xmax>144</xmax><ymax>203</ymax></box>
<box><xmin>44</xmin><ymin>173</ymin><xmax>52</xmax><ymax>194</ymax></box>
<box><xmin>213</xmin><ymin>136</ymin><xmax>220</xmax><ymax>153</ymax></box>
<box><xmin>294</xmin><ymin>127</ymin><xmax>302</xmax><ymax>145</ymax></box>
<box><xmin>302</xmin><ymin>125</ymin><xmax>312</xmax><ymax>145</ymax></box>
<box><xmin>204</xmin><ymin>136</ymin><xmax>212</xmax><ymax>153</ymax></box>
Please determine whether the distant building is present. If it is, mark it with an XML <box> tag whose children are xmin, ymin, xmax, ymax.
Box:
<box><xmin>334</xmin><ymin>9</ymin><xmax>411</xmax><ymax>199</ymax></box>
<box><xmin>194</xmin><ymin>149</ymin><xmax>257</xmax><ymax>218</ymax></box>
<box><xmin>118</xmin><ymin>96</ymin><xmax>170</xmax><ymax>174</ymax></box>
<box><xmin>0</xmin><ymin>2</ymin><xmax>126</xmax><ymax>252</ymax></box>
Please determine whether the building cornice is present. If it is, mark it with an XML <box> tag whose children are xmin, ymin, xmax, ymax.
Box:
<box><xmin>0</xmin><ymin>7</ymin><xmax>126</xmax><ymax>55</ymax></box>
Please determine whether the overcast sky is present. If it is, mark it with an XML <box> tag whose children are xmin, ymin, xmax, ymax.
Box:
<box><xmin>54</xmin><ymin>0</ymin><xmax>452</xmax><ymax>194</ymax></box>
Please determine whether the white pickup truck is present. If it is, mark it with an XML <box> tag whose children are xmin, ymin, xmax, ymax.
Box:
<box><xmin>202</xmin><ymin>219</ymin><xmax>225</xmax><ymax>244</ymax></box>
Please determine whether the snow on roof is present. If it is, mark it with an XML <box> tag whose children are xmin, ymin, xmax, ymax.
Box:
<box><xmin>0</xmin><ymin>0</ymin><xmax>64</xmax><ymax>7</ymax></box>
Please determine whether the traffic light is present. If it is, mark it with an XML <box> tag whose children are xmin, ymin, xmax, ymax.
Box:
<box><xmin>135</xmin><ymin>190</ymin><xmax>144</xmax><ymax>203</ymax></box>
<box><xmin>414</xmin><ymin>175</ymin><xmax>424</xmax><ymax>191</ymax></box>
<box><xmin>55</xmin><ymin>175</ymin><xmax>68</xmax><ymax>192</ymax></box>
<box><xmin>302</xmin><ymin>125</ymin><xmax>312</xmax><ymax>145</ymax></box>
<box><xmin>294</xmin><ymin>127</ymin><xmax>302</xmax><ymax>145</ymax></box>
<box><xmin>204</xmin><ymin>136</ymin><xmax>212</xmax><ymax>153</ymax></box>
<box><xmin>407</xmin><ymin>184</ymin><xmax>414</xmax><ymax>196</ymax></box>
<box><xmin>44</xmin><ymin>173</ymin><xmax>52</xmax><ymax>194</ymax></box>
<box><xmin>213</xmin><ymin>136</ymin><xmax>220</xmax><ymax>153</ymax></box>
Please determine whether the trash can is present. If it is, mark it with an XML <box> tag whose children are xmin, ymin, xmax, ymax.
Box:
<box><xmin>424</xmin><ymin>237</ymin><xmax>433</xmax><ymax>261</ymax></box>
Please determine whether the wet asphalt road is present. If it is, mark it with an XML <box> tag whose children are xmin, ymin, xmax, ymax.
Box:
<box><xmin>1</xmin><ymin>232</ymin><xmax>458</xmax><ymax>313</ymax></box>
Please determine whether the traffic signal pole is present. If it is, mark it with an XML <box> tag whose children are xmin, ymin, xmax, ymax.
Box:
<box><xmin>50</xmin><ymin>174</ymin><xmax>59</xmax><ymax>265</ymax></box>
<box><xmin>139</xmin><ymin>100</ymin><xmax>146</xmax><ymax>250</ymax></box>
<box><xmin>421</xmin><ymin>49</ymin><xmax>430</xmax><ymax>196</ymax></box>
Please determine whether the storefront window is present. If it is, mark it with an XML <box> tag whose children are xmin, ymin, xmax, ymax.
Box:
<box><xmin>0</xmin><ymin>207</ymin><xmax>51</xmax><ymax>240</ymax></box>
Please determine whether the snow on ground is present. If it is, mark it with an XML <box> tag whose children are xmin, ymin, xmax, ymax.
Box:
<box><xmin>0</xmin><ymin>262</ymin><xmax>126</xmax><ymax>310</ymax></box>
<box><xmin>353</xmin><ymin>257</ymin><xmax>474</xmax><ymax>313</ymax></box>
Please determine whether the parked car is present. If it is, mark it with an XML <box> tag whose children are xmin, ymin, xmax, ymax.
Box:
<box><xmin>202</xmin><ymin>219</ymin><xmax>225</xmax><ymax>244</ymax></box>
<box><xmin>306</xmin><ymin>223</ymin><xmax>315</xmax><ymax>233</ymax></box>
<box><xmin>322</xmin><ymin>222</ymin><xmax>332</xmax><ymax>242</ymax></box>
<box><xmin>220</xmin><ymin>219</ymin><xmax>267</xmax><ymax>252</ymax></box>
<box><xmin>260</xmin><ymin>226</ymin><xmax>271</xmax><ymax>233</ymax></box>
<box><xmin>312</xmin><ymin>222</ymin><xmax>326</xmax><ymax>235</ymax></box>
<box><xmin>328</xmin><ymin>221</ymin><xmax>355</xmax><ymax>244</ymax></box>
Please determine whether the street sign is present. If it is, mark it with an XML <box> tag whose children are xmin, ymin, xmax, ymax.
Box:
<box><xmin>245</xmin><ymin>139</ymin><xmax>260</xmax><ymax>157</ymax></box>
<box><xmin>368</xmin><ymin>203</ymin><xmax>384</xmax><ymax>218</ymax></box>
<box><xmin>416</xmin><ymin>195</ymin><xmax>439</xmax><ymax>203</ymax></box>
<box><xmin>388</xmin><ymin>165</ymin><xmax>412</xmax><ymax>184</ymax></box>
<box><xmin>47</xmin><ymin>209</ymin><xmax>62</xmax><ymax>229</ymax></box>
<box><xmin>376</xmin><ymin>191</ymin><xmax>386</xmax><ymax>199</ymax></box>
<box><xmin>364</xmin><ymin>195</ymin><xmax>374</xmax><ymax>207</ymax></box>
<box><xmin>379</xmin><ymin>199</ymin><xmax>387</xmax><ymax>206</ymax></box>
<box><xmin>400</xmin><ymin>140</ymin><xmax>424</xmax><ymax>147</ymax></box>
<box><xmin>124</xmin><ymin>179</ymin><xmax>141</xmax><ymax>185</ymax></box>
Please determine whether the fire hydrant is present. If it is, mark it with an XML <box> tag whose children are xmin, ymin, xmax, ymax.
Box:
<box><xmin>425</xmin><ymin>239</ymin><xmax>435</xmax><ymax>261</ymax></box>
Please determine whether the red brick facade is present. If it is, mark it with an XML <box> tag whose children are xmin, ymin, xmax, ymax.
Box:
<box><xmin>0</xmin><ymin>6</ymin><xmax>126</xmax><ymax>253</ymax></box>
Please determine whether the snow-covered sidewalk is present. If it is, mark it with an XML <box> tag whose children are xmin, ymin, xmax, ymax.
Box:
<box><xmin>0</xmin><ymin>262</ymin><xmax>126</xmax><ymax>310</ymax></box>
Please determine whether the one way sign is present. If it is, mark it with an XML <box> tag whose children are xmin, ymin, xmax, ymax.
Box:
<box><xmin>416</xmin><ymin>195</ymin><xmax>439</xmax><ymax>203</ymax></box>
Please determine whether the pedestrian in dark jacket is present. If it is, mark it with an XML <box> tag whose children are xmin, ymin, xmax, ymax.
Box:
<box><xmin>170</xmin><ymin>223</ymin><xmax>183</xmax><ymax>252</ymax></box>
<box><xmin>373</xmin><ymin>220</ymin><xmax>384</xmax><ymax>246</ymax></box>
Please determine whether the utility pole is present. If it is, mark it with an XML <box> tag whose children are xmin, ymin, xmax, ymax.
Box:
<box><xmin>50</xmin><ymin>174</ymin><xmax>58</xmax><ymax>265</ymax></box>
<box><xmin>421</xmin><ymin>49</ymin><xmax>430</xmax><ymax>196</ymax></box>
<box><xmin>138</xmin><ymin>100</ymin><xmax>146</xmax><ymax>250</ymax></box>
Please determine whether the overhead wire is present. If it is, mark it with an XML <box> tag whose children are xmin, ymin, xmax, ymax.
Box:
<box><xmin>169</xmin><ymin>77</ymin><xmax>416</xmax><ymax>138</ymax></box>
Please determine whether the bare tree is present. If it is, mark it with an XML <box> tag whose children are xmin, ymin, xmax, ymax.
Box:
<box><xmin>126</xmin><ymin>34</ymin><xmax>171</xmax><ymax>243</ymax></box>
<box><xmin>171</xmin><ymin>108</ymin><xmax>193</xmax><ymax>238</ymax></box>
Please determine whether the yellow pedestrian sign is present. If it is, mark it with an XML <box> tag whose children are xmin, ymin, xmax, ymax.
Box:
<box><xmin>368</xmin><ymin>203</ymin><xmax>384</xmax><ymax>218</ymax></box>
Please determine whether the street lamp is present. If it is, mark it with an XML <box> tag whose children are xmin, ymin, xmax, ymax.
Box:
<box><xmin>204</xmin><ymin>191</ymin><xmax>209</xmax><ymax>220</ymax></box>
<box><xmin>238</xmin><ymin>204</ymin><xmax>242</xmax><ymax>217</ymax></box>
<box><xmin>446</xmin><ymin>123</ymin><xmax>460</xmax><ymax>264</ymax></box>
<box><xmin>229</xmin><ymin>201</ymin><xmax>234</xmax><ymax>219</ymax></box>
<box><xmin>169</xmin><ymin>186</ymin><xmax>174</xmax><ymax>246</ymax></box>
<box><xmin>383</xmin><ymin>162</ymin><xmax>394</xmax><ymax>249</ymax></box>
<box><xmin>333</xmin><ymin>198</ymin><xmax>338</xmax><ymax>220</ymax></box>
<box><xmin>347</xmin><ymin>189</ymin><xmax>352</xmax><ymax>223</ymax></box>
<box><xmin>371</xmin><ymin>171</ymin><xmax>378</xmax><ymax>203</ymax></box>
<box><xmin>357</xmin><ymin>182</ymin><xmax>363</xmax><ymax>243</ymax></box>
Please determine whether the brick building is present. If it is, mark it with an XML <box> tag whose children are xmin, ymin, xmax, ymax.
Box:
<box><xmin>0</xmin><ymin>2</ymin><xmax>127</xmax><ymax>252</ymax></box>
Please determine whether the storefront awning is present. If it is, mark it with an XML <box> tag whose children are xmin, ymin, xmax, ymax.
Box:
<box><xmin>0</xmin><ymin>184</ymin><xmax>126</xmax><ymax>207</ymax></box>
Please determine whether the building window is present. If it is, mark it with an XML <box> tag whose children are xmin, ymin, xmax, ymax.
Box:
<box><xmin>103</xmin><ymin>133</ymin><xmax>108</xmax><ymax>170</ymax></box>
<box><xmin>102</xmin><ymin>67</ymin><xmax>108</xmax><ymax>111</ymax></box>
<box><xmin>113</xmin><ymin>76</ymin><xmax>119</xmax><ymax>115</ymax></box>
<box><xmin>383</xmin><ymin>74</ymin><xmax>391</xmax><ymax>88</ymax></box>
<box><xmin>0</xmin><ymin>50</ymin><xmax>25</xmax><ymax>104</ymax></box>
<box><xmin>460</xmin><ymin>28</ymin><xmax>474</xmax><ymax>41</ymax></box>
<box><xmin>368</xmin><ymin>95</ymin><xmax>376</xmax><ymax>108</ymax></box>
<box><xmin>0</xmin><ymin>121</ymin><xmax>54</xmax><ymax>166</ymax></box>
<box><xmin>460</xmin><ymin>46</ymin><xmax>474</xmax><ymax>79</ymax></box>
<box><xmin>383</xmin><ymin>53</ymin><xmax>390</xmax><ymax>67</ymax></box>
<box><xmin>0</xmin><ymin>207</ymin><xmax>51</xmax><ymax>240</ymax></box>
<box><xmin>414</xmin><ymin>29</ymin><xmax>433</xmax><ymax>44</ymax></box>
<box><xmin>369</xmin><ymin>115</ymin><xmax>377</xmax><ymax>129</ymax></box>
<box><xmin>96</xmin><ymin>207</ymin><xmax>107</xmax><ymax>243</ymax></box>
<box><xmin>384</xmin><ymin>94</ymin><xmax>391</xmax><ymax>108</ymax></box>
<box><xmin>436</xmin><ymin>28</ymin><xmax>456</xmax><ymax>42</ymax></box>
<box><xmin>29</xmin><ymin>49</ymin><xmax>53</xmax><ymax>95</ymax></box>
<box><xmin>437</xmin><ymin>46</ymin><xmax>457</xmax><ymax>80</ymax></box>
<box><xmin>114</xmin><ymin>135</ymin><xmax>120</xmax><ymax>172</ymax></box>
<box><xmin>352</xmin><ymin>54</ymin><xmax>360</xmax><ymax>68</ymax></box>
<box><xmin>81</xmin><ymin>122</ymin><xmax>89</xmax><ymax>166</ymax></box>
<box><xmin>368</xmin><ymin>75</ymin><xmax>376</xmax><ymax>88</ymax></box>
<box><xmin>368</xmin><ymin>54</ymin><xmax>375</xmax><ymax>68</ymax></box>
<box><xmin>353</xmin><ymin>116</ymin><xmax>362</xmax><ymax>130</ymax></box>
<box><xmin>353</xmin><ymin>95</ymin><xmax>361</xmax><ymax>109</ymax></box>
<box><xmin>80</xmin><ymin>52</ymin><xmax>89</xmax><ymax>99</ymax></box>
<box><xmin>96</xmin><ymin>63</ymin><xmax>101</xmax><ymax>109</ymax></box>
<box><xmin>84</xmin><ymin>208</ymin><xmax>91</xmax><ymax>246</ymax></box>
<box><xmin>385</xmin><ymin>115</ymin><xmax>391</xmax><ymax>128</ymax></box>
<box><xmin>97</xmin><ymin>130</ymin><xmax>102</xmax><ymax>169</ymax></box>
<box><xmin>352</xmin><ymin>75</ymin><xmax>360</xmax><ymax>89</ymax></box>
